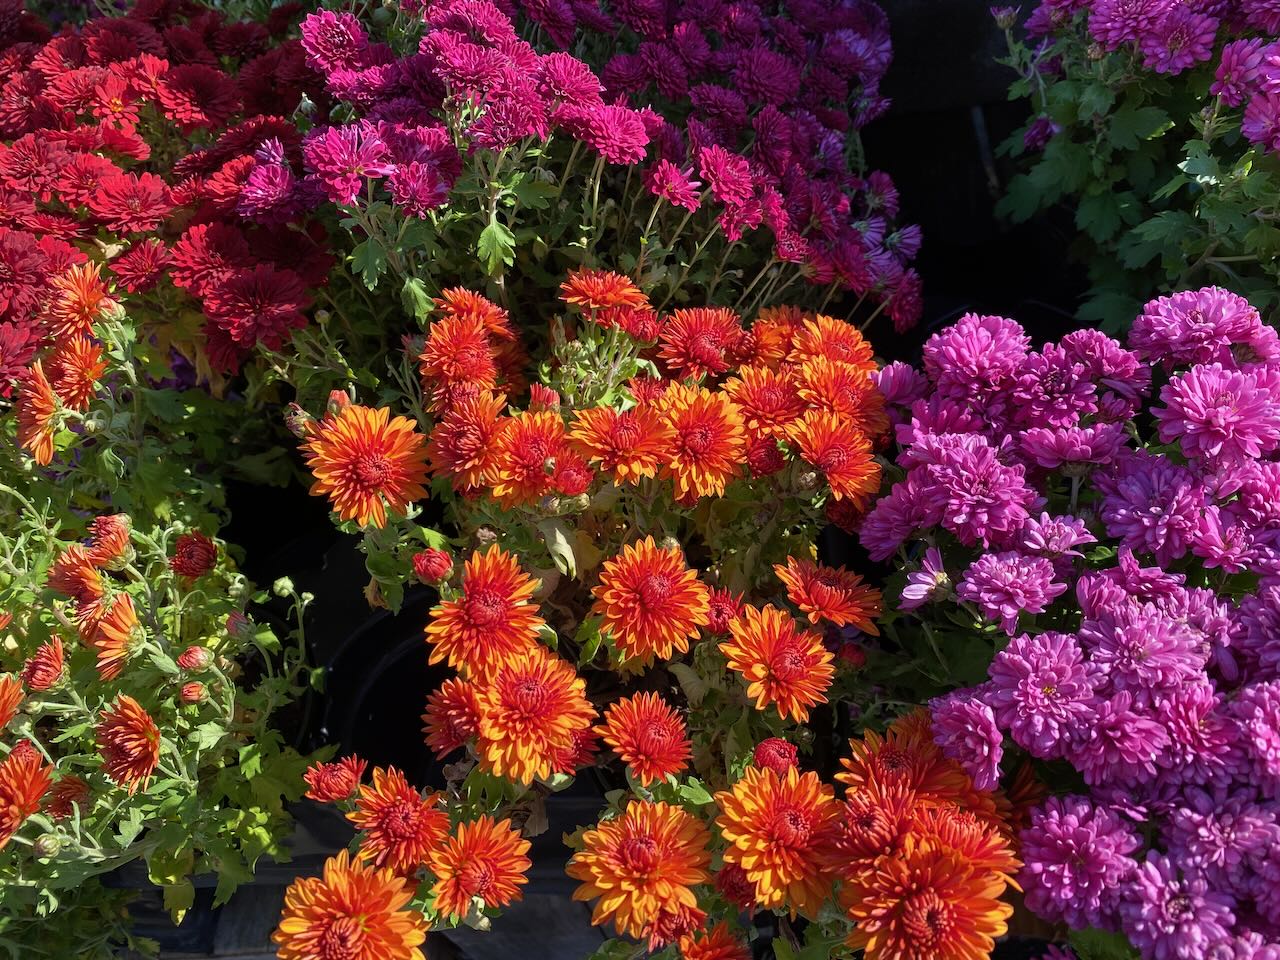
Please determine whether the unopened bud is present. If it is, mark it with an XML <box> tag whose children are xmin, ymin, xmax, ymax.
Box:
<box><xmin>226</xmin><ymin>610</ymin><xmax>254</xmax><ymax>639</ymax></box>
<box><xmin>990</xmin><ymin>5</ymin><xmax>1017</xmax><ymax>29</ymax></box>
<box><xmin>33</xmin><ymin>834</ymin><xmax>61</xmax><ymax>858</ymax></box>
<box><xmin>284</xmin><ymin>403</ymin><xmax>314</xmax><ymax>439</ymax></box>
<box><xmin>413</xmin><ymin>548</ymin><xmax>453</xmax><ymax>584</ymax></box>
<box><xmin>179</xmin><ymin>682</ymin><xmax>206</xmax><ymax>703</ymax></box>
<box><xmin>272</xmin><ymin>577</ymin><xmax>295</xmax><ymax>598</ymax></box>
<box><xmin>658</xmin><ymin>536</ymin><xmax>681</xmax><ymax>553</ymax></box>
<box><xmin>177</xmin><ymin>646</ymin><xmax>212</xmax><ymax>672</ymax></box>
<box><xmin>326</xmin><ymin>391</ymin><xmax>351</xmax><ymax>418</ymax></box>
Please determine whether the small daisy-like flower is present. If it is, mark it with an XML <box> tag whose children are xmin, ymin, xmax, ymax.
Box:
<box><xmin>426</xmin><ymin>391</ymin><xmax>509</xmax><ymax>494</ymax></box>
<box><xmin>474</xmin><ymin>645</ymin><xmax>596</xmax><ymax>785</ymax></box>
<box><xmin>17</xmin><ymin>361</ymin><xmax>58</xmax><ymax>466</ymax></box>
<box><xmin>796</xmin><ymin>357</ymin><xmax>890</xmax><ymax>440</ymax></box>
<box><xmin>566</xmin><ymin>800</ymin><xmax>711</xmax><ymax>941</ymax></box>
<box><xmin>490</xmin><ymin>410</ymin><xmax>568</xmax><ymax>507</ymax></box>
<box><xmin>303</xmin><ymin>404</ymin><xmax>430</xmax><ymax>529</ymax></box>
<box><xmin>787</xmin><ymin>314</ymin><xmax>876</xmax><ymax>374</ymax></box>
<box><xmin>429</xmin><ymin>816</ymin><xmax>532</xmax><ymax>919</ymax></box>
<box><xmin>0</xmin><ymin>744</ymin><xmax>52</xmax><ymax>850</ymax></box>
<box><xmin>303</xmin><ymin>756</ymin><xmax>367</xmax><ymax>803</ymax></box>
<box><xmin>658</xmin><ymin>383</ymin><xmax>747</xmax><ymax>502</ymax></box>
<box><xmin>273</xmin><ymin>851</ymin><xmax>427</xmax><ymax>960</ymax></box>
<box><xmin>715</xmin><ymin>765</ymin><xmax>842</xmax><ymax>917</ymax></box>
<box><xmin>348</xmin><ymin>766</ymin><xmax>448</xmax><ymax>875</ymax></box>
<box><xmin>0</xmin><ymin>675</ymin><xmax>21</xmax><ymax>730</ymax></box>
<box><xmin>773</xmin><ymin>557</ymin><xmax>881</xmax><ymax>634</ymax></box>
<box><xmin>788</xmin><ymin>410</ymin><xmax>880</xmax><ymax>501</ymax></box>
<box><xmin>720</xmin><ymin>605</ymin><xmax>835</xmax><ymax>721</ymax></box>
<box><xmin>721</xmin><ymin>366</ymin><xmax>806</xmax><ymax>438</ymax></box>
<box><xmin>598</xmin><ymin>692</ymin><xmax>691</xmax><ymax>785</ymax></box>
<box><xmin>422</xmin><ymin>677</ymin><xmax>482</xmax><ymax>758</ymax></box>
<box><xmin>559</xmin><ymin>267</ymin><xmax>648</xmax><ymax>313</ymax></box>
<box><xmin>96</xmin><ymin>694</ymin><xmax>160</xmax><ymax>794</ymax></box>
<box><xmin>568</xmin><ymin>405</ymin><xmax>675</xmax><ymax>484</ymax></box>
<box><xmin>21</xmin><ymin>638</ymin><xmax>63</xmax><ymax>692</ymax></box>
<box><xmin>592</xmin><ymin>536</ymin><xmax>711</xmax><ymax>665</ymax></box>
<box><xmin>425</xmin><ymin>547</ymin><xmax>544</xmax><ymax>678</ymax></box>
<box><xmin>658</xmin><ymin>306</ymin><xmax>742</xmax><ymax>380</ymax></box>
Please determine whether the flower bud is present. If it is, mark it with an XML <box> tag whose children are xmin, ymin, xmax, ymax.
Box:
<box><xmin>326</xmin><ymin>391</ymin><xmax>351</xmax><ymax>418</ymax></box>
<box><xmin>658</xmin><ymin>536</ymin><xmax>681</xmax><ymax>553</ymax></box>
<box><xmin>226</xmin><ymin>610</ymin><xmax>254</xmax><ymax>640</ymax></box>
<box><xmin>990</xmin><ymin>5</ymin><xmax>1017</xmax><ymax>29</ymax></box>
<box><xmin>284</xmin><ymin>402</ymin><xmax>314</xmax><ymax>439</ymax></box>
<box><xmin>170</xmin><ymin>532</ymin><xmax>217</xmax><ymax>580</ymax></box>
<box><xmin>413</xmin><ymin>548</ymin><xmax>453</xmax><ymax>584</ymax></box>
<box><xmin>179</xmin><ymin>682</ymin><xmax>206</xmax><ymax>703</ymax></box>
<box><xmin>837</xmin><ymin>642</ymin><xmax>867</xmax><ymax>670</ymax></box>
<box><xmin>33</xmin><ymin>834</ymin><xmax>61</xmax><ymax>859</ymax></box>
<box><xmin>752</xmin><ymin>738</ymin><xmax>798</xmax><ymax>776</ymax></box>
<box><xmin>177</xmin><ymin>645</ymin><xmax>212</xmax><ymax>672</ymax></box>
<box><xmin>272</xmin><ymin>577</ymin><xmax>295</xmax><ymax>598</ymax></box>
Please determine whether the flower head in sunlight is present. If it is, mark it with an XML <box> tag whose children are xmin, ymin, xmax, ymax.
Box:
<box><xmin>787</xmin><ymin>314</ymin><xmax>876</xmax><ymax>374</ymax></box>
<box><xmin>96</xmin><ymin>694</ymin><xmax>160</xmax><ymax>794</ymax></box>
<box><xmin>658</xmin><ymin>383</ymin><xmax>747</xmax><ymax>502</ymax></box>
<box><xmin>722</xmin><ymin>365</ymin><xmax>806</xmax><ymax>439</ymax></box>
<box><xmin>429</xmin><ymin>816</ymin><xmax>532</xmax><ymax>919</ymax></box>
<box><xmin>47</xmin><ymin>261</ymin><xmax>116</xmax><ymax>340</ymax></box>
<box><xmin>774</xmin><ymin>556</ymin><xmax>882</xmax><ymax>634</ymax></box>
<box><xmin>303</xmin><ymin>756</ymin><xmax>367</xmax><ymax>803</ymax></box>
<box><xmin>47</xmin><ymin>544</ymin><xmax>103</xmax><ymax>606</ymax></box>
<box><xmin>788</xmin><ymin>410</ymin><xmax>880</xmax><ymax>502</ymax></box>
<box><xmin>435</xmin><ymin>288</ymin><xmax>514</xmax><ymax>341</ymax></box>
<box><xmin>17</xmin><ymin>361</ymin><xmax>58</xmax><ymax>466</ymax></box>
<box><xmin>0</xmin><ymin>675</ymin><xmax>21</xmax><ymax>731</ymax></box>
<box><xmin>0</xmin><ymin>743</ymin><xmax>52</xmax><ymax>849</ymax></box>
<box><xmin>82</xmin><ymin>592</ymin><xmax>140</xmax><ymax>680</ymax></box>
<box><xmin>348</xmin><ymin>766</ymin><xmax>448</xmax><ymax>875</ymax></box>
<box><xmin>491</xmin><ymin>410</ymin><xmax>568</xmax><ymax>507</ymax></box>
<box><xmin>719</xmin><ymin>605</ymin><xmax>834</xmax><ymax>721</ymax></box>
<box><xmin>21</xmin><ymin>638</ymin><xmax>63</xmax><ymax>692</ymax></box>
<box><xmin>679</xmin><ymin>922</ymin><xmax>752</xmax><ymax>960</ymax></box>
<box><xmin>559</xmin><ymin>268</ymin><xmax>648</xmax><ymax>313</ymax></box>
<box><xmin>422</xmin><ymin>677</ymin><xmax>482</xmax><ymax>758</ymax></box>
<box><xmin>47</xmin><ymin>336</ymin><xmax>107</xmax><ymax>411</ymax></box>
<box><xmin>426</xmin><ymin>391</ymin><xmax>509</xmax><ymax>494</ymax></box>
<box><xmin>796</xmin><ymin>357</ymin><xmax>889</xmax><ymax>440</ymax></box>
<box><xmin>569</xmin><ymin>405</ymin><xmax>675</xmax><ymax>485</ymax></box>
<box><xmin>598</xmin><ymin>691</ymin><xmax>691</xmax><ymax>785</ymax></box>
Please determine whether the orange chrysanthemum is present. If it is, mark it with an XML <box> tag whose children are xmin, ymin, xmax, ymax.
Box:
<box><xmin>787</xmin><ymin>410</ymin><xmax>880</xmax><ymax>502</ymax></box>
<box><xmin>273</xmin><ymin>850</ymin><xmax>428</xmax><ymax>960</ymax></box>
<box><xmin>490</xmin><ymin>410</ymin><xmax>566</xmax><ymax>506</ymax></box>
<box><xmin>658</xmin><ymin>306</ymin><xmax>742</xmax><ymax>380</ymax></box>
<box><xmin>46</xmin><ymin>335</ymin><xmax>107</xmax><ymax>411</ymax></box>
<box><xmin>96</xmin><ymin>694</ymin><xmax>160</xmax><ymax>794</ymax></box>
<box><xmin>568</xmin><ymin>405</ymin><xmax>675</xmax><ymax>484</ymax></box>
<box><xmin>559</xmin><ymin>268</ymin><xmax>648</xmax><ymax>312</ymax></box>
<box><xmin>679</xmin><ymin>922</ymin><xmax>752</xmax><ymax>960</ymax></box>
<box><xmin>749</xmin><ymin>307</ymin><xmax>807</xmax><ymax>369</ymax></box>
<box><xmin>82</xmin><ymin>592</ymin><xmax>140</xmax><ymax>680</ymax></box>
<box><xmin>426</xmin><ymin>390</ymin><xmax>509</xmax><ymax>494</ymax></box>
<box><xmin>787</xmin><ymin>314</ymin><xmax>876</xmax><ymax>374</ymax></box>
<box><xmin>658</xmin><ymin>384</ymin><xmax>747</xmax><ymax>501</ymax></box>
<box><xmin>774</xmin><ymin>556</ymin><xmax>882</xmax><ymax>634</ymax></box>
<box><xmin>842</xmin><ymin>840</ymin><xmax>1013</xmax><ymax>960</ymax></box>
<box><xmin>348</xmin><ymin>766</ymin><xmax>448</xmax><ymax>875</ymax></box>
<box><xmin>828</xmin><ymin>778</ymin><xmax>921</xmax><ymax>880</ymax></box>
<box><xmin>422</xmin><ymin>677</ymin><xmax>482</xmax><ymax>758</ymax></box>
<box><xmin>566</xmin><ymin>800</ymin><xmax>711</xmax><ymax>941</ymax></box>
<box><xmin>721</xmin><ymin>366</ymin><xmax>806</xmax><ymax>438</ymax></box>
<box><xmin>0</xmin><ymin>744</ymin><xmax>52</xmax><ymax>849</ymax></box>
<box><xmin>719</xmin><ymin>605</ymin><xmax>835</xmax><ymax>722</ymax></box>
<box><xmin>714</xmin><ymin>766</ymin><xmax>841</xmax><ymax>917</ymax></box>
<box><xmin>591</xmin><ymin>536</ymin><xmax>711</xmax><ymax>665</ymax></box>
<box><xmin>436</xmin><ymin>287</ymin><xmax>514</xmax><ymax>341</ymax></box>
<box><xmin>0</xmin><ymin>675</ymin><xmax>21</xmax><ymax>731</ymax></box>
<box><xmin>552</xmin><ymin>726</ymin><xmax>600</xmax><ymax>774</ymax></box>
<box><xmin>47</xmin><ymin>261</ymin><xmax>116</xmax><ymax>340</ymax></box>
<box><xmin>429</xmin><ymin>816</ymin><xmax>532</xmax><ymax>919</ymax></box>
<box><xmin>425</xmin><ymin>547</ymin><xmax>543</xmax><ymax>678</ymax></box>
<box><xmin>418</xmin><ymin>313</ymin><xmax>499</xmax><ymax>403</ymax></box>
<box><xmin>45</xmin><ymin>774</ymin><xmax>90</xmax><ymax>820</ymax></box>
<box><xmin>908</xmin><ymin>804</ymin><xmax>1021</xmax><ymax>884</ymax></box>
<box><xmin>17</xmin><ymin>361</ymin><xmax>58</xmax><ymax>466</ymax></box>
<box><xmin>22</xmin><ymin>637</ymin><xmax>64</xmax><ymax>691</ymax></box>
<box><xmin>87</xmin><ymin>514</ymin><xmax>133</xmax><ymax>569</ymax></box>
<box><xmin>796</xmin><ymin>357</ymin><xmax>889</xmax><ymax>439</ymax></box>
<box><xmin>303</xmin><ymin>756</ymin><xmax>367</xmax><ymax>803</ymax></box>
<box><xmin>474</xmin><ymin>645</ymin><xmax>596</xmax><ymax>785</ymax></box>
<box><xmin>597</xmin><ymin>692</ymin><xmax>691</xmax><ymax>786</ymax></box>
<box><xmin>47</xmin><ymin>543</ymin><xmax>103</xmax><ymax>605</ymax></box>
<box><xmin>303</xmin><ymin>404</ymin><xmax>430</xmax><ymax>528</ymax></box>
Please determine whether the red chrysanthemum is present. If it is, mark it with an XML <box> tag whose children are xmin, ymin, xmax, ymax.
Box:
<box><xmin>47</xmin><ymin>543</ymin><xmax>103</xmax><ymax>605</ymax></box>
<box><xmin>156</xmin><ymin>63</ymin><xmax>240</xmax><ymax>130</ymax></box>
<box><xmin>85</xmin><ymin>172</ymin><xmax>172</xmax><ymax>233</ymax></box>
<box><xmin>679</xmin><ymin>923</ymin><xmax>752</xmax><ymax>960</ymax></box>
<box><xmin>796</xmin><ymin>357</ymin><xmax>890</xmax><ymax>440</ymax></box>
<box><xmin>658</xmin><ymin>383</ymin><xmax>747</xmax><ymax>502</ymax></box>
<box><xmin>705</xmin><ymin>588</ymin><xmax>744</xmax><ymax>635</ymax></box>
<box><xmin>719</xmin><ymin>605</ymin><xmax>835</xmax><ymax>722</ymax></box>
<box><xmin>658</xmin><ymin>306</ymin><xmax>741</xmax><ymax>380</ymax></box>
<box><xmin>303</xmin><ymin>756</ymin><xmax>368</xmax><ymax>803</ymax></box>
<box><xmin>348</xmin><ymin>766</ymin><xmax>448</xmax><ymax>875</ymax></box>
<box><xmin>412</xmin><ymin>547</ymin><xmax>453</xmax><ymax>584</ymax></box>
<box><xmin>597</xmin><ymin>691</ymin><xmax>691</xmax><ymax>786</ymax></box>
<box><xmin>0</xmin><ymin>674</ymin><xmax>21</xmax><ymax>731</ymax></box>
<box><xmin>591</xmin><ymin>536</ymin><xmax>711</xmax><ymax>665</ymax></box>
<box><xmin>110</xmin><ymin>238</ymin><xmax>170</xmax><ymax>293</ymax></box>
<box><xmin>96</xmin><ymin>694</ymin><xmax>160</xmax><ymax>794</ymax></box>
<box><xmin>753</xmin><ymin>737</ymin><xmax>799</xmax><ymax>776</ymax></box>
<box><xmin>490</xmin><ymin>410</ymin><xmax>569</xmax><ymax>507</ymax></box>
<box><xmin>722</xmin><ymin>365</ymin><xmax>806</xmax><ymax>438</ymax></box>
<box><xmin>170</xmin><ymin>532</ymin><xmax>218</xmax><ymax>580</ymax></box>
<box><xmin>17</xmin><ymin>361</ymin><xmax>58</xmax><ymax>466</ymax></box>
<box><xmin>303</xmin><ymin>404</ymin><xmax>430</xmax><ymax>529</ymax></box>
<box><xmin>169</xmin><ymin>223</ymin><xmax>251</xmax><ymax>297</ymax></box>
<box><xmin>559</xmin><ymin>267</ymin><xmax>648</xmax><ymax>313</ymax></box>
<box><xmin>0</xmin><ymin>743</ymin><xmax>52</xmax><ymax>850</ymax></box>
<box><xmin>421</xmin><ymin>677</ymin><xmax>481</xmax><ymax>758</ymax></box>
<box><xmin>45</xmin><ymin>774</ymin><xmax>90</xmax><ymax>821</ymax></box>
<box><xmin>21</xmin><ymin>637</ymin><xmax>63</xmax><ymax>692</ymax></box>
<box><xmin>434</xmin><ymin>288</ymin><xmax>514</xmax><ymax>341</ymax></box>
<box><xmin>774</xmin><ymin>556</ymin><xmax>882</xmax><ymax>634</ymax></box>
<box><xmin>568</xmin><ymin>405</ymin><xmax>675</xmax><ymax>485</ymax></box>
<box><xmin>425</xmin><ymin>547</ymin><xmax>544</xmax><ymax>679</ymax></box>
<box><xmin>82</xmin><ymin>592</ymin><xmax>139</xmax><ymax>680</ymax></box>
<box><xmin>788</xmin><ymin>410</ymin><xmax>880</xmax><ymax>502</ymax></box>
<box><xmin>426</xmin><ymin>390</ymin><xmax>509</xmax><ymax>494</ymax></box>
<box><xmin>203</xmin><ymin>263</ymin><xmax>311</xmax><ymax>352</ymax></box>
<box><xmin>418</xmin><ymin>313</ymin><xmax>500</xmax><ymax>405</ymax></box>
<box><xmin>429</xmin><ymin>816</ymin><xmax>532</xmax><ymax>919</ymax></box>
<box><xmin>87</xmin><ymin>514</ymin><xmax>132</xmax><ymax>569</ymax></box>
<box><xmin>177</xmin><ymin>645</ymin><xmax>212</xmax><ymax>671</ymax></box>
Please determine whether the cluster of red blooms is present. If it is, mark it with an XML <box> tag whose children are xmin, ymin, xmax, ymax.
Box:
<box><xmin>0</xmin><ymin>0</ymin><xmax>333</xmax><ymax>394</ymax></box>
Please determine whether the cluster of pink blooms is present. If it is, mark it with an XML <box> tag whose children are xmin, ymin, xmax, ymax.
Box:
<box><xmin>863</xmin><ymin>286</ymin><xmax>1280</xmax><ymax>959</ymax></box>
<box><xmin>0</xmin><ymin>0</ymin><xmax>334</xmax><ymax>381</ymax></box>
<box><xmin>1018</xmin><ymin>0</ymin><xmax>1280</xmax><ymax>155</ymax></box>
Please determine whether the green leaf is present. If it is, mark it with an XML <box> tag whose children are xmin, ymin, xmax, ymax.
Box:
<box><xmin>1069</xmin><ymin>927</ymin><xmax>1140</xmax><ymax>960</ymax></box>
<box><xmin>536</xmin><ymin>518</ymin><xmax>576</xmax><ymax>577</ymax></box>
<box><xmin>1076</xmin><ymin>192</ymin><xmax>1122</xmax><ymax>243</ymax></box>
<box><xmin>678</xmin><ymin>779</ymin><xmax>714</xmax><ymax>805</ymax></box>
<box><xmin>350</xmin><ymin>240</ymin><xmax>387</xmax><ymax>290</ymax></box>
<box><xmin>536</xmin><ymin>623</ymin><xmax>560</xmax><ymax>650</ymax></box>
<box><xmin>400</xmin><ymin>277</ymin><xmax>433</xmax><ymax>320</ymax></box>
<box><xmin>1108</xmin><ymin>104</ymin><xmax>1171</xmax><ymax>151</ymax></box>
<box><xmin>162</xmin><ymin>882</ymin><xmax>196</xmax><ymax>924</ymax></box>
<box><xmin>668</xmin><ymin>663</ymin><xmax>708</xmax><ymax>706</ymax></box>
<box><xmin>477</xmin><ymin>219</ymin><xmax>516</xmax><ymax>276</ymax></box>
<box><xmin>509</xmin><ymin>178</ymin><xmax>558</xmax><ymax>210</ymax></box>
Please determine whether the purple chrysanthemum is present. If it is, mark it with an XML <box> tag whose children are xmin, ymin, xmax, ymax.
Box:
<box><xmin>301</xmin><ymin>124</ymin><xmax>395</xmax><ymax>207</ymax></box>
<box><xmin>1153</xmin><ymin>363</ymin><xmax>1280</xmax><ymax>465</ymax></box>
<box><xmin>1119</xmin><ymin>853</ymin><xmax>1237</xmax><ymax>960</ymax></box>
<box><xmin>1230</xmin><ymin>681</ymin><xmax>1280</xmax><ymax>798</ymax></box>
<box><xmin>1088</xmin><ymin>0</ymin><xmax>1175</xmax><ymax>50</ymax></box>
<box><xmin>858</xmin><ymin>471</ymin><xmax>945</xmax><ymax>561</ymax></box>
<box><xmin>986</xmin><ymin>631</ymin><xmax>1100</xmax><ymax>758</ymax></box>
<box><xmin>1239</xmin><ymin>586</ymin><xmax>1280</xmax><ymax>682</ymax></box>
<box><xmin>1129</xmin><ymin>287</ymin><xmax>1269</xmax><ymax>370</ymax></box>
<box><xmin>1139</xmin><ymin>7</ymin><xmax>1218</xmax><ymax>75</ymax></box>
<box><xmin>1020</xmin><ymin>512</ymin><xmax>1097</xmax><ymax>575</ymax></box>
<box><xmin>1155</xmin><ymin>679</ymin><xmax>1241</xmax><ymax>787</ymax></box>
<box><xmin>1020</xmin><ymin>422</ymin><xmax>1129</xmax><ymax>470</ymax></box>
<box><xmin>1012</xmin><ymin>343</ymin><xmax>1098</xmax><ymax>429</ymax></box>
<box><xmin>1079</xmin><ymin>603</ymin><xmax>1204</xmax><ymax>702</ymax></box>
<box><xmin>387</xmin><ymin>161</ymin><xmax>449</xmax><ymax>218</ymax></box>
<box><xmin>930</xmin><ymin>691</ymin><xmax>1004</xmax><ymax>791</ymax></box>
<box><xmin>921</xmin><ymin>312</ymin><xmax>1029</xmax><ymax>414</ymax></box>
<box><xmin>1213</xmin><ymin>40</ymin><xmax>1269</xmax><ymax>107</ymax></box>
<box><xmin>1165</xmin><ymin>793</ymin><xmax>1278</xmax><ymax>898</ymax></box>
<box><xmin>959</xmin><ymin>551</ymin><xmax>1068</xmax><ymax>635</ymax></box>
<box><xmin>900</xmin><ymin>546</ymin><xmax>951</xmax><ymax>611</ymax></box>
<box><xmin>1067</xmin><ymin>690</ymin><xmax>1169</xmax><ymax>786</ymax></box>
<box><xmin>300</xmin><ymin>10</ymin><xmax>370</xmax><ymax>73</ymax></box>
<box><xmin>928</xmin><ymin>441</ymin><xmax>1041</xmax><ymax>548</ymax></box>
<box><xmin>1096</xmin><ymin>451</ymin><xmax>1206</xmax><ymax>566</ymax></box>
<box><xmin>1019</xmin><ymin>794</ymin><xmax>1141</xmax><ymax>929</ymax></box>
<box><xmin>644</xmin><ymin>159</ymin><xmax>701</xmax><ymax>212</ymax></box>
<box><xmin>873</xmin><ymin>361</ymin><xmax>930</xmax><ymax>409</ymax></box>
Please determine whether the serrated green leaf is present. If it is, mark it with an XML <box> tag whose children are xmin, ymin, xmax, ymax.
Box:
<box><xmin>350</xmin><ymin>240</ymin><xmax>387</xmax><ymax>290</ymax></box>
<box><xmin>477</xmin><ymin>219</ymin><xmax>516</xmax><ymax>276</ymax></box>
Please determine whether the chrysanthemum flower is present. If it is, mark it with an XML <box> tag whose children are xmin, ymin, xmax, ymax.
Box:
<box><xmin>787</xmin><ymin>314</ymin><xmax>877</xmax><ymax>374</ymax></box>
<box><xmin>658</xmin><ymin>383</ymin><xmax>747</xmax><ymax>502</ymax></box>
<box><xmin>787</xmin><ymin>410</ymin><xmax>880</xmax><ymax>501</ymax></box>
<box><xmin>422</xmin><ymin>677</ymin><xmax>482</xmax><ymax>757</ymax></box>
<box><xmin>45</xmin><ymin>774</ymin><xmax>90</xmax><ymax>821</ymax></box>
<box><xmin>86</xmin><ymin>172</ymin><xmax>172</xmax><ymax>233</ymax></box>
<box><xmin>474</xmin><ymin>645</ymin><xmax>596</xmax><ymax>785</ymax></box>
<box><xmin>591</xmin><ymin>536</ymin><xmax>711</xmax><ymax>664</ymax></box>
<box><xmin>83</xmin><ymin>593</ymin><xmax>140</xmax><ymax>680</ymax></box>
<box><xmin>435</xmin><ymin>288</ymin><xmax>514</xmax><ymax>341</ymax></box>
<box><xmin>679</xmin><ymin>922</ymin><xmax>752</xmax><ymax>960</ymax></box>
<box><xmin>774</xmin><ymin>557</ymin><xmax>881</xmax><ymax>634</ymax></box>
<box><xmin>658</xmin><ymin>307</ymin><xmax>743</xmax><ymax>380</ymax></box>
<box><xmin>418</xmin><ymin>313</ymin><xmax>499</xmax><ymax>403</ymax></box>
<box><xmin>21</xmin><ymin>638</ymin><xmax>63</xmax><ymax>692</ymax></box>
<box><xmin>719</xmin><ymin>605</ymin><xmax>834</xmax><ymax>721</ymax></box>
<box><xmin>559</xmin><ymin>268</ymin><xmax>648</xmax><ymax>313</ymax></box>
<box><xmin>843</xmin><ymin>841</ymin><xmax>1014</xmax><ymax>960</ymax></box>
<box><xmin>552</xmin><ymin>727</ymin><xmax>601</xmax><ymax>775</ymax></box>
<box><xmin>568</xmin><ymin>405</ymin><xmax>675</xmax><ymax>484</ymax></box>
<box><xmin>0</xmin><ymin>675</ymin><xmax>21</xmax><ymax>731</ymax></box>
<box><xmin>598</xmin><ymin>692</ymin><xmax>691</xmax><ymax>785</ymax></box>
<box><xmin>348</xmin><ymin>766</ymin><xmax>448</xmax><ymax>875</ymax></box>
<box><xmin>17</xmin><ymin>361</ymin><xmax>58</xmax><ymax>466</ymax></box>
<box><xmin>47</xmin><ymin>262</ymin><xmax>115</xmax><ymax>340</ymax></box>
<box><xmin>721</xmin><ymin>366</ymin><xmax>806</xmax><ymax>438</ymax></box>
<box><xmin>87</xmin><ymin>515</ymin><xmax>132</xmax><ymax>569</ymax></box>
<box><xmin>46</xmin><ymin>544</ymin><xmax>103</xmax><ymax>605</ymax></box>
<box><xmin>566</xmin><ymin>800</ymin><xmax>711</xmax><ymax>941</ymax></box>
<box><xmin>170</xmin><ymin>532</ymin><xmax>217</xmax><ymax>580</ymax></box>
<box><xmin>0</xmin><ymin>744</ymin><xmax>52</xmax><ymax>850</ymax></box>
<box><xmin>425</xmin><ymin>547</ymin><xmax>544</xmax><ymax>678</ymax></box>
<box><xmin>303</xmin><ymin>404</ymin><xmax>429</xmax><ymax>528</ymax></box>
<box><xmin>429</xmin><ymin>816</ymin><xmax>532</xmax><ymax>919</ymax></box>
<box><xmin>491</xmin><ymin>410</ymin><xmax>569</xmax><ymax>506</ymax></box>
<box><xmin>715</xmin><ymin>766</ymin><xmax>841</xmax><ymax>916</ymax></box>
<box><xmin>796</xmin><ymin>357</ymin><xmax>890</xmax><ymax>440</ymax></box>
<box><xmin>303</xmin><ymin>756</ymin><xmax>367</xmax><ymax>803</ymax></box>
<box><xmin>96</xmin><ymin>694</ymin><xmax>160</xmax><ymax>794</ymax></box>
<box><xmin>426</xmin><ymin>391</ymin><xmax>509</xmax><ymax>494</ymax></box>
<box><xmin>273</xmin><ymin>850</ymin><xmax>428</xmax><ymax>960</ymax></box>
